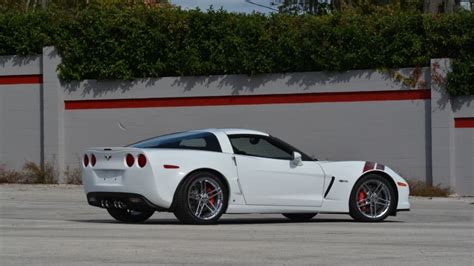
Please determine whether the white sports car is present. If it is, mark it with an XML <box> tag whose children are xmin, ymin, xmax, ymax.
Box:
<box><xmin>82</xmin><ymin>128</ymin><xmax>410</xmax><ymax>224</ymax></box>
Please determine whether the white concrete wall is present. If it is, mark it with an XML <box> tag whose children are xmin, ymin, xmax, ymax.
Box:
<box><xmin>452</xmin><ymin>95</ymin><xmax>474</xmax><ymax>195</ymax></box>
<box><xmin>0</xmin><ymin>48</ymin><xmax>472</xmax><ymax>195</ymax></box>
<box><xmin>0</xmin><ymin>55</ymin><xmax>42</xmax><ymax>170</ymax></box>
<box><xmin>63</xmin><ymin>76</ymin><xmax>432</xmax><ymax>183</ymax></box>
<box><xmin>66</xmin><ymin>100</ymin><xmax>430</xmax><ymax>169</ymax></box>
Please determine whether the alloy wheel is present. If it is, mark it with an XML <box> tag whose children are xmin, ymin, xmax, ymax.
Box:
<box><xmin>187</xmin><ymin>177</ymin><xmax>224</xmax><ymax>220</ymax></box>
<box><xmin>355</xmin><ymin>179</ymin><xmax>391</xmax><ymax>219</ymax></box>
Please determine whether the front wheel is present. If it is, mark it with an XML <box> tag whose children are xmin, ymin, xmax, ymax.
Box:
<box><xmin>173</xmin><ymin>171</ymin><xmax>227</xmax><ymax>224</ymax></box>
<box><xmin>349</xmin><ymin>174</ymin><xmax>396</xmax><ymax>222</ymax></box>
<box><xmin>282</xmin><ymin>213</ymin><xmax>317</xmax><ymax>222</ymax></box>
<box><xmin>107</xmin><ymin>208</ymin><xmax>155</xmax><ymax>223</ymax></box>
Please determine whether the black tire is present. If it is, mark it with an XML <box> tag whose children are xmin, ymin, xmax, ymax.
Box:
<box><xmin>282</xmin><ymin>213</ymin><xmax>317</xmax><ymax>222</ymax></box>
<box><xmin>107</xmin><ymin>208</ymin><xmax>154</xmax><ymax>223</ymax></box>
<box><xmin>349</xmin><ymin>173</ymin><xmax>396</xmax><ymax>222</ymax></box>
<box><xmin>173</xmin><ymin>171</ymin><xmax>228</xmax><ymax>225</ymax></box>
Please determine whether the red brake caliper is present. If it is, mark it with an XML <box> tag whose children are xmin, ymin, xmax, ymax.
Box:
<box><xmin>207</xmin><ymin>186</ymin><xmax>216</xmax><ymax>205</ymax></box>
<box><xmin>358</xmin><ymin>190</ymin><xmax>367</xmax><ymax>211</ymax></box>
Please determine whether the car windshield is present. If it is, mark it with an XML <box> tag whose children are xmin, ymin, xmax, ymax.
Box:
<box><xmin>129</xmin><ymin>131</ymin><xmax>222</xmax><ymax>152</ymax></box>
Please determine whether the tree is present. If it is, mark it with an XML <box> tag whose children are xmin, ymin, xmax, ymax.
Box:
<box><xmin>0</xmin><ymin>0</ymin><xmax>170</xmax><ymax>11</ymax></box>
<box><xmin>277</xmin><ymin>0</ymin><xmax>330</xmax><ymax>15</ymax></box>
<box><xmin>276</xmin><ymin>0</ymin><xmax>462</xmax><ymax>14</ymax></box>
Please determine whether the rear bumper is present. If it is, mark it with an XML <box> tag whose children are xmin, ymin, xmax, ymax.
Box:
<box><xmin>82</xmin><ymin>165</ymin><xmax>175</xmax><ymax>208</ymax></box>
<box><xmin>87</xmin><ymin>192</ymin><xmax>169</xmax><ymax>211</ymax></box>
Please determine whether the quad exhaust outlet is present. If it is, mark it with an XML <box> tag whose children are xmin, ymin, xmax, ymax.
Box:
<box><xmin>100</xmin><ymin>200</ymin><xmax>126</xmax><ymax>209</ymax></box>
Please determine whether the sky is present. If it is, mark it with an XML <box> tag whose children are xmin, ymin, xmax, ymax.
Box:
<box><xmin>171</xmin><ymin>0</ymin><xmax>277</xmax><ymax>14</ymax></box>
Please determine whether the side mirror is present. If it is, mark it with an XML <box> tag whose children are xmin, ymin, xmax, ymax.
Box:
<box><xmin>292</xmin><ymin>151</ymin><xmax>303</xmax><ymax>166</ymax></box>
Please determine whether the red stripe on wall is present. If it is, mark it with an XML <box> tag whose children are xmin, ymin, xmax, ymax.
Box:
<box><xmin>64</xmin><ymin>89</ymin><xmax>431</xmax><ymax>110</ymax></box>
<box><xmin>454</xmin><ymin>118</ymin><xmax>474</xmax><ymax>128</ymax></box>
<box><xmin>0</xmin><ymin>75</ymin><xmax>43</xmax><ymax>85</ymax></box>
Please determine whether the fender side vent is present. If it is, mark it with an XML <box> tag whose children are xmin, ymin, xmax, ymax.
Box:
<box><xmin>324</xmin><ymin>176</ymin><xmax>336</xmax><ymax>198</ymax></box>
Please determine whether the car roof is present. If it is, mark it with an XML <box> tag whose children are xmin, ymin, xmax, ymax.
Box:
<box><xmin>193</xmin><ymin>128</ymin><xmax>269</xmax><ymax>136</ymax></box>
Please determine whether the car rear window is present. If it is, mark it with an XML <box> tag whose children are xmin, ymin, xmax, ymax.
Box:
<box><xmin>130</xmin><ymin>132</ymin><xmax>222</xmax><ymax>152</ymax></box>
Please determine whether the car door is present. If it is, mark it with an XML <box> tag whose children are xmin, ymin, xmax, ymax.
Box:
<box><xmin>228</xmin><ymin>134</ymin><xmax>325</xmax><ymax>207</ymax></box>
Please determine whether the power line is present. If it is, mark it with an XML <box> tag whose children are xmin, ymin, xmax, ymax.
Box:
<box><xmin>244</xmin><ymin>0</ymin><xmax>279</xmax><ymax>11</ymax></box>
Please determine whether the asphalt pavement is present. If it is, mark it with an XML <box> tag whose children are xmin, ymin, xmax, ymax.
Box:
<box><xmin>0</xmin><ymin>184</ymin><xmax>473</xmax><ymax>265</ymax></box>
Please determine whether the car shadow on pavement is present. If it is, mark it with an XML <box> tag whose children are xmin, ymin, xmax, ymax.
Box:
<box><xmin>69</xmin><ymin>217</ymin><xmax>402</xmax><ymax>225</ymax></box>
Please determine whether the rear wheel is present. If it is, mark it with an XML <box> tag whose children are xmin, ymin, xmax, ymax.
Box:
<box><xmin>173</xmin><ymin>171</ymin><xmax>227</xmax><ymax>224</ymax></box>
<box><xmin>282</xmin><ymin>213</ymin><xmax>317</xmax><ymax>222</ymax></box>
<box><xmin>107</xmin><ymin>208</ymin><xmax>154</xmax><ymax>223</ymax></box>
<box><xmin>349</xmin><ymin>174</ymin><xmax>396</xmax><ymax>222</ymax></box>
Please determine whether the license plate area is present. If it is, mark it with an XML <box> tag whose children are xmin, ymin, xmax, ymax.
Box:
<box><xmin>95</xmin><ymin>170</ymin><xmax>123</xmax><ymax>185</ymax></box>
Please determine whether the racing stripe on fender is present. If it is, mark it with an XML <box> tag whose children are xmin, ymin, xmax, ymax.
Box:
<box><xmin>363</xmin><ymin>161</ymin><xmax>376</xmax><ymax>173</ymax></box>
<box><xmin>376</xmin><ymin>163</ymin><xmax>385</xmax><ymax>170</ymax></box>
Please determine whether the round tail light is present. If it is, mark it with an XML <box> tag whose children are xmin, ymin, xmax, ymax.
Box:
<box><xmin>138</xmin><ymin>154</ymin><xmax>147</xmax><ymax>168</ymax></box>
<box><xmin>83</xmin><ymin>154</ymin><xmax>89</xmax><ymax>167</ymax></box>
<box><xmin>91</xmin><ymin>154</ymin><xmax>96</xmax><ymax>167</ymax></box>
<box><xmin>126</xmin><ymin>154</ymin><xmax>135</xmax><ymax>167</ymax></box>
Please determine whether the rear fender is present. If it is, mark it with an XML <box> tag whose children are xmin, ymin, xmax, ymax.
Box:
<box><xmin>143</xmin><ymin>149</ymin><xmax>240</xmax><ymax>208</ymax></box>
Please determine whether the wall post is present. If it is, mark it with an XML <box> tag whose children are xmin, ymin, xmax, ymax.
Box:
<box><xmin>41</xmin><ymin>46</ymin><xmax>66</xmax><ymax>181</ymax></box>
<box><xmin>430</xmin><ymin>58</ymin><xmax>455</xmax><ymax>188</ymax></box>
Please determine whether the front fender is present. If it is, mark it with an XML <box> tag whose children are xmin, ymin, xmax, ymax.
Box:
<box><xmin>317</xmin><ymin>161</ymin><xmax>410</xmax><ymax>213</ymax></box>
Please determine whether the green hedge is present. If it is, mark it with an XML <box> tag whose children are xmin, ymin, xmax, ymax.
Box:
<box><xmin>0</xmin><ymin>5</ymin><xmax>472</xmax><ymax>95</ymax></box>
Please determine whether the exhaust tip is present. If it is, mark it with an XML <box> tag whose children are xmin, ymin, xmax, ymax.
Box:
<box><xmin>129</xmin><ymin>197</ymin><xmax>142</xmax><ymax>203</ymax></box>
<box><xmin>99</xmin><ymin>199</ymin><xmax>126</xmax><ymax>209</ymax></box>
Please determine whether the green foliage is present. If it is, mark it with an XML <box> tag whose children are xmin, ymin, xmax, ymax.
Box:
<box><xmin>0</xmin><ymin>9</ymin><xmax>53</xmax><ymax>55</ymax></box>
<box><xmin>447</xmin><ymin>57</ymin><xmax>474</xmax><ymax>96</ymax></box>
<box><xmin>437</xmin><ymin>12</ymin><xmax>474</xmax><ymax>96</ymax></box>
<box><xmin>0</xmin><ymin>0</ymin><xmax>170</xmax><ymax>12</ymax></box>
<box><xmin>0</xmin><ymin>5</ymin><xmax>472</xmax><ymax>95</ymax></box>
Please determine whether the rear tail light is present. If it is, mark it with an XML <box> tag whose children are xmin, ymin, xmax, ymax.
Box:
<box><xmin>83</xmin><ymin>154</ymin><xmax>89</xmax><ymax>167</ymax></box>
<box><xmin>137</xmin><ymin>154</ymin><xmax>147</xmax><ymax>168</ymax></box>
<box><xmin>126</xmin><ymin>153</ymin><xmax>135</xmax><ymax>167</ymax></box>
<box><xmin>91</xmin><ymin>154</ymin><xmax>96</xmax><ymax>167</ymax></box>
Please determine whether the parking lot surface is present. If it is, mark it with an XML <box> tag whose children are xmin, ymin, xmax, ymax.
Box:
<box><xmin>0</xmin><ymin>184</ymin><xmax>473</xmax><ymax>265</ymax></box>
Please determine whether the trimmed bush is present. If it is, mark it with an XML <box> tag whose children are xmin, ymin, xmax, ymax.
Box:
<box><xmin>0</xmin><ymin>5</ymin><xmax>472</xmax><ymax>95</ymax></box>
<box><xmin>407</xmin><ymin>179</ymin><xmax>451</xmax><ymax>197</ymax></box>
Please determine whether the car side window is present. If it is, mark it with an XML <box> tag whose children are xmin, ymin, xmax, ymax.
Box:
<box><xmin>131</xmin><ymin>132</ymin><xmax>222</xmax><ymax>152</ymax></box>
<box><xmin>158</xmin><ymin>135</ymin><xmax>221</xmax><ymax>152</ymax></box>
<box><xmin>179</xmin><ymin>138</ymin><xmax>206</xmax><ymax>148</ymax></box>
<box><xmin>229</xmin><ymin>135</ymin><xmax>293</xmax><ymax>160</ymax></box>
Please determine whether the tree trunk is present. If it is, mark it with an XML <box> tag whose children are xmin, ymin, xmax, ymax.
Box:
<box><xmin>331</xmin><ymin>0</ymin><xmax>342</xmax><ymax>11</ymax></box>
<box><xmin>444</xmin><ymin>0</ymin><xmax>456</xmax><ymax>12</ymax></box>
<box><xmin>424</xmin><ymin>0</ymin><xmax>459</xmax><ymax>14</ymax></box>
